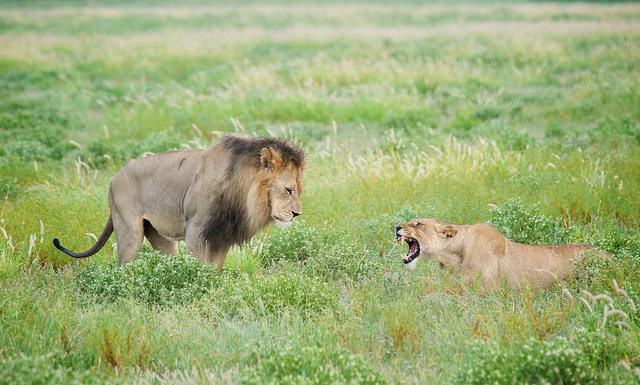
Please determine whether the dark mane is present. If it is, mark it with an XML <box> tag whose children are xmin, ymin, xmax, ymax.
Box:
<box><xmin>201</xmin><ymin>189</ymin><xmax>249</xmax><ymax>250</ymax></box>
<box><xmin>221</xmin><ymin>135</ymin><xmax>305</xmax><ymax>171</ymax></box>
<box><xmin>200</xmin><ymin>135</ymin><xmax>305</xmax><ymax>250</ymax></box>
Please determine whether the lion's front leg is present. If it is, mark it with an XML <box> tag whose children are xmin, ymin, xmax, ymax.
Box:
<box><xmin>206</xmin><ymin>243</ymin><xmax>229</xmax><ymax>274</ymax></box>
<box><xmin>198</xmin><ymin>240</ymin><xmax>230</xmax><ymax>273</ymax></box>
<box><xmin>185</xmin><ymin>223</ymin><xmax>229</xmax><ymax>273</ymax></box>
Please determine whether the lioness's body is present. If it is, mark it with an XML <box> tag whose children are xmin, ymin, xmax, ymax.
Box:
<box><xmin>54</xmin><ymin>135</ymin><xmax>305</xmax><ymax>271</ymax></box>
<box><xmin>396</xmin><ymin>218</ymin><xmax>608</xmax><ymax>289</ymax></box>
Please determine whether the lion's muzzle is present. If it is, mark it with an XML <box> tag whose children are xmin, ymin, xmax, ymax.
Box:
<box><xmin>396</xmin><ymin>231</ymin><xmax>420</xmax><ymax>265</ymax></box>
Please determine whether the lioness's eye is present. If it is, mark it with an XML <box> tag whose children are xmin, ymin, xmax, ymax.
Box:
<box><xmin>415</xmin><ymin>222</ymin><xmax>422</xmax><ymax>227</ymax></box>
<box><xmin>285</xmin><ymin>188</ymin><xmax>293</xmax><ymax>195</ymax></box>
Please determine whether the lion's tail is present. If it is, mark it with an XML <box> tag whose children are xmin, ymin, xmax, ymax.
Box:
<box><xmin>53</xmin><ymin>215</ymin><xmax>114</xmax><ymax>259</ymax></box>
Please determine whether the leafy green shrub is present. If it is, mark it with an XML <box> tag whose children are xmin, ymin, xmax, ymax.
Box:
<box><xmin>259</xmin><ymin>220</ymin><xmax>323</xmax><ymax>264</ymax></box>
<box><xmin>0</xmin><ymin>351</ymin><xmax>101</xmax><ymax>385</ymax></box>
<box><xmin>570</xmin><ymin>229</ymin><xmax>640</xmax><ymax>293</ymax></box>
<box><xmin>241</xmin><ymin>343</ymin><xmax>387</xmax><ymax>385</ymax></box>
<box><xmin>0</xmin><ymin>97</ymin><xmax>71</xmax><ymax>161</ymax></box>
<box><xmin>458</xmin><ymin>337</ymin><xmax>600</xmax><ymax>385</ymax></box>
<box><xmin>449</xmin><ymin>106</ymin><xmax>479</xmax><ymax>132</ymax></box>
<box><xmin>568</xmin><ymin>248</ymin><xmax>613</xmax><ymax>289</ymax></box>
<box><xmin>80</xmin><ymin>140</ymin><xmax>111</xmax><ymax>169</ymax></box>
<box><xmin>473</xmin><ymin>106</ymin><xmax>502</xmax><ymax>121</ymax></box>
<box><xmin>304</xmin><ymin>246</ymin><xmax>383</xmax><ymax>282</ymax></box>
<box><xmin>76</xmin><ymin>248</ymin><xmax>338</xmax><ymax>315</ymax></box>
<box><xmin>214</xmin><ymin>268</ymin><xmax>338</xmax><ymax>317</ymax></box>
<box><xmin>488</xmin><ymin>199</ymin><xmax>575</xmax><ymax>244</ymax></box>
<box><xmin>75</xmin><ymin>250</ymin><xmax>217</xmax><ymax>306</ymax></box>
<box><xmin>591</xmin><ymin>114</ymin><xmax>640</xmax><ymax>145</ymax></box>
<box><xmin>572</xmin><ymin>328</ymin><xmax>636</xmax><ymax>371</ymax></box>
<box><xmin>594</xmin><ymin>229</ymin><xmax>640</xmax><ymax>257</ymax></box>
<box><xmin>4</xmin><ymin>140</ymin><xmax>54</xmax><ymax>162</ymax></box>
<box><xmin>256</xmin><ymin>221</ymin><xmax>384</xmax><ymax>281</ymax></box>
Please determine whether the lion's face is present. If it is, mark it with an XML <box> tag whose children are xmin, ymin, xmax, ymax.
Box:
<box><xmin>395</xmin><ymin>218</ymin><xmax>458</xmax><ymax>269</ymax></box>
<box><xmin>257</xmin><ymin>145</ymin><xmax>304</xmax><ymax>228</ymax></box>
<box><xmin>268</xmin><ymin>166</ymin><xmax>303</xmax><ymax>228</ymax></box>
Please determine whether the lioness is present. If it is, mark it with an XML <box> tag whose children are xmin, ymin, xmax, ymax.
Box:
<box><xmin>54</xmin><ymin>135</ymin><xmax>305</xmax><ymax>272</ymax></box>
<box><xmin>395</xmin><ymin>218</ymin><xmax>608</xmax><ymax>289</ymax></box>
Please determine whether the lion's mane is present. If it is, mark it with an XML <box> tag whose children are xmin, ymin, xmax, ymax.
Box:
<box><xmin>201</xmin><ymin>136</ymin><xmax>305</xmax><ymax>249</ymax></box>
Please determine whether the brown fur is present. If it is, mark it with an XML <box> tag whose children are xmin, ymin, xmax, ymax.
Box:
<box><xmin>396</xmin><ymin>218</ymin><xmax>608</xmax><ymax>289</ymax></box>
<box><xmin>53</xmin><ymin>135</ymin><xmax>305</xmax><ymax>272</ymax></box>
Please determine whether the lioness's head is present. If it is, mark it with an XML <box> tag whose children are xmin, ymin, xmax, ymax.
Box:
<box><xmin>259</xmin><ymin>144</ymin><xmax>305</xmax><ymax>228</ymax></box>
<box><xmin>395</xmin><ymin>218</ymin><xmax>458</xmax><ymax>269</ymax></box>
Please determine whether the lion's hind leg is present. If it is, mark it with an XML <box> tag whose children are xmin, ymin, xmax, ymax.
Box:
<box><xmin>111</xmin><ymin>212</ymin><xmax>144</xmax><ymax>265</ymax></box>
<box><xmin>144</xmin><ymin>221</ymin><xmax>178</xmax><ymax>256</ymax></box>
<box><xmin>109</xmin><ymin>187</ymin><xmax>145</xmax><ymax>265</ymax></box>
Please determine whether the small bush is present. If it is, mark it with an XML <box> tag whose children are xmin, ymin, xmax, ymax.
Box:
<box><xmin>259</xmin><ymin>220</ymin><xmax>323</xmax><ymax>264</ymax></box>
<box><xmin>214</xmin><ymin>268</ymin><xmax>338</xmax><ymax>317</ymax></box>
<box><xmin>76</xmin><ymin>249</ymin><xmax>338</xmax><ymax>316</ymax></box>
<box><xmin>573</xmin><ymin>328</ymin><xmax>635</xmax><ymax>371</ymax></box>
<box><xmin>256</xmin><ymin>221</ymin><xmax>384</xmax><ymax>281</ymax></box>
<box><xmin>4</xmin><ymin>140</ymin><xmax>54</xmax><ymax>161</ymax></box>
<box><xmin>568</xmin><ymin>249</ymin><xmax>613</xmax><ymax>289</ymax></box>
<box><xmin>75</xmin><ymin>250</ymin><xmax>218</xmax><ymax>306</ymax></box>
<box><xmin>595</xmin><ymin>229</ymin><xmax>640</xmax><ymax>257</ymax></box>
<box><xmin>488</xmin><ymin>199</ymin><xmax>575</xmax><ymax>244</ymax></box>
<box><xmin>570</xmin><ymin>231</ymin><xmax>640</xmax><ymax>293</ymax></box>
<box><xmin>458</xmin><ymin>337</ymin><xmax>600</xmax><ymax>385</ymax></box>
<box><xmin>241</xmin><ymin>343</ymin><xmax>387</xmax><ymax>385</ymax></box>
<box><xmin>591</xmin><ymin>114</ymin><xmax>640</xmax><ymax>145</ymax></box>
<box><xmin>304</xmin><ymin>246</ymin><xmax>383</xmax><ymax>282</ymax></box>
<box><xmin>0</xmin><ymin>351</ymin><xmax>101</xmax><ymax>385</ymax></box>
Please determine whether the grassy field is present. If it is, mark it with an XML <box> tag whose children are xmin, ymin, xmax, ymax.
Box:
<box><xmin>1</xmin><ymin>1</ymin><xmax>640</xmax><ymax>384</ymax></box>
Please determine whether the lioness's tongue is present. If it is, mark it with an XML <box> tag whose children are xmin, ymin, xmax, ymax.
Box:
<box><xmin>409</xmin><ymin>242</ymin><xmax>417</xmax><ymax>255</ymax></box>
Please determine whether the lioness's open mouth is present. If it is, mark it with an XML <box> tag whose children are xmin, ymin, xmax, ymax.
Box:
<box><xmin>397</xmin><ymin>235</ymin><xmax>420</xmax><ymax>264</ymax></box>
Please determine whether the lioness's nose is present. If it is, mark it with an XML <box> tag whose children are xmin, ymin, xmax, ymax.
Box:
<box><xmin>395</xmin><ymin>225</ymin><xmax>402</xmax><ymax>232</ymax></box>
<box><xmin>292</xmin><ymin>211</ymin><xmax>301</xmax><ymax>218</ymax></box>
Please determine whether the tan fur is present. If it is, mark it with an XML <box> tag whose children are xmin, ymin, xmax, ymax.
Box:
<box><xmin>54</xmin><ymin>135</ymin><xmax>305</xmax><ymax>272</ymax></box>
<box><xmin>396</xmin><ymin>218</ymin><xmax>608</xmax><ymax>289</ymax></box>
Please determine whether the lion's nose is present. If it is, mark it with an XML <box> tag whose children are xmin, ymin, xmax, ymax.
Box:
<box><xmin>292</xmin><ymin>211</ymin><xmax>301</xmax><ymax>218</ymax></box>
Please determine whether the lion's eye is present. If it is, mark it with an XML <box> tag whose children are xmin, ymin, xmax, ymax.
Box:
<box><xmin>285</xmin><ymin>188</ymin><xmax>293</xmax><ymax>195</ymax></box>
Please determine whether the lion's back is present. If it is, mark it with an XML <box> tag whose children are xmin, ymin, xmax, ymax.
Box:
<box><xmin>110</xmin><ymin>149</ymin><xmax>204</xmax><ymax>212</ymax></box>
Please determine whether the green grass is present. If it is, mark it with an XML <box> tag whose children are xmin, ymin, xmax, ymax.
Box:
<box><xmin>1</xmin><ymin>1</ymin><xmax>640</xmax><ymax>384</ymax></box>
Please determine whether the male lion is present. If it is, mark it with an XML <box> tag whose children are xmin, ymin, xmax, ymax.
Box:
<box><xmin>395</xmin><ymin>218</ymin><xmax>608</xmax><ymax>289</ymax></box>
<box><xmin>53</xmin><ymin>135</ymin><xmax>305</xmax><ymax>272</ymax></box>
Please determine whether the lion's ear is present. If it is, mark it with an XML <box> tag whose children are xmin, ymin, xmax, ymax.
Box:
<box><xmin>260</xmin><ymin>147</ymin><xmax>282</xmax><ymax>172</ymax></box>
<box><xmin>436</xmin><ymin>223</ymin><xmax>457</xmax><ymax>238</ymax></box>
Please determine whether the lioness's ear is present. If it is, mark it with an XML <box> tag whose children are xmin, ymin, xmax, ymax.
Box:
<box><xmin>436</xmin><ymin>223</ymin><xmax>457</xmax><ymax>238</ymax></box>
<box><xmin>260</xmin><ymin>147</ymin><xmax>282</xmax><ymax>172</ymax></box>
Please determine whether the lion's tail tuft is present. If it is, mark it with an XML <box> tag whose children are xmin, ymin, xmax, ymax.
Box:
<box><xmin>52</xmin><ymin>215</ymin><xmax>114</xmax><ymax>259</ymax></box>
